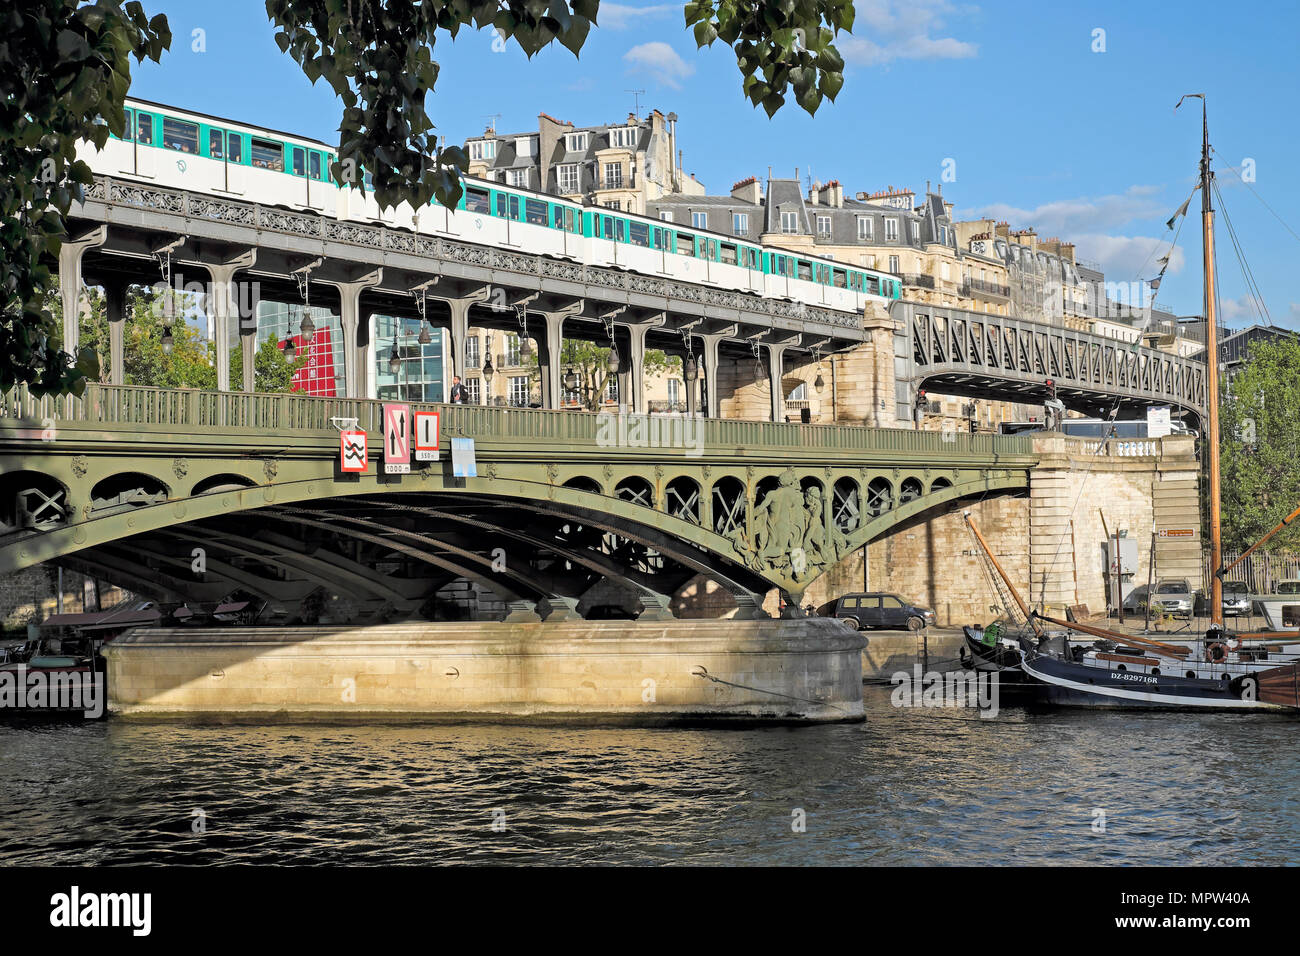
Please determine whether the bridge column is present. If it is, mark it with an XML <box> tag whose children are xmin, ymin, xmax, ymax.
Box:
<box><xmin>698</xmin><ymin>330</ymin><xmax>733</xmax><ymax>419</ymax></box>
<box><xmin>615</xmin><ymin>318</ymin><xmax>664</xmax><ymax>414</ymax></box>
<box><xmin>767</xmin><ymin>344</ymin><xmax>788</xmax><ymax>423</ymax></box>
<box><xmin>323</xmin><ymin>270</ymin><xmax>382</xmax><ymax>400</ymax></box>
<box><xmin>437</xmin><ymin>290</ymin><xmax>491</xmax><ymax>389</ymax></box>
<box><xmin>57</xmin><ymin>225</ymin><xmax>107</xmax><ymax>353</ymax></box>
<box><xmin>535</xmin><ymin>307</ymin><xmax>580</xmax><ymax>410</ymax></box>
<box><xmin>103</xmin><ymin>280</ymin><xmax>128</xmax><ymax>386</ymax></box>
<box><xmin>200</xmin><ymin>250</ymin><xmax>257</xmax><ymax>392</ymax></box>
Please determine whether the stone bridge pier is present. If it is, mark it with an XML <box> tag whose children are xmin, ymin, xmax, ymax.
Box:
<box><xmin>795</xmin><ymin>433</ymin><xmax>1202</xmax><ymax>626</ymax></box>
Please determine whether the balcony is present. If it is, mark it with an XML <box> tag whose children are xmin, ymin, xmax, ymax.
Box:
<box><xmin>901</xmin><ymin>273</ymin><xmax>936</xmax><ymax>290</ymax></box>
<box><xmin>960</xmin><ymin>278</ymin><xmax>1010</xmax><ymax>300</ymax></box>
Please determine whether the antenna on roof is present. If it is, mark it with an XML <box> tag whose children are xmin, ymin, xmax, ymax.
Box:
<box><xmin>625</xmin><ymin>89</ymin><xmax>646</xmax><ymax>120</ymax></box>
<box><xmin>485</xmin><ymin>113</ymin><xmax>502</xmax><ymax>134</ymax></box>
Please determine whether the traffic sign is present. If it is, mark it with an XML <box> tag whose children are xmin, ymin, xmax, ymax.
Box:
<box><xmin>383</xmin><ymin>403</ymin><xmax>410</xmax><ymax>474</ymax></box>
<box><xmin>340</xmin><ymin>430</ymin><xmax>367</xmax><ymax>473</ymax></box>
<box><xmin>413</xmin><ymin>410</ymin><xmax>440</xmax><ymax>461</ymax></box>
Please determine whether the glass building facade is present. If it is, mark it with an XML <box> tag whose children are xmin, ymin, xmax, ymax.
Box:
<box><xmin>373</xmin><ymin>315</ymin><xmax>447</xmax><ymax>403</ymax></box>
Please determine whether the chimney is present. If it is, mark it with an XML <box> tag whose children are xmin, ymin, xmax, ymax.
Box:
<box><xmin>667</xmin><ymin>112</ymin><xmax>679</xmax><ymax>190</ymax></box>
<box><xmin>731</xmin><ymin>176</ymin><xmax>761</xmax><ymax>204</ymax></box>
<box><xmin>808</xmin><ymin>180</ymin><xmax>822</xmax><ymax>205</ymax></box>
<box><xmin>826</xmin><ymin>179</ymin><xmax>843</xmax><ymax>208</ymax></box>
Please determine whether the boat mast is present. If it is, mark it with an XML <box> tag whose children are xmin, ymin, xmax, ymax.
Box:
<box><xmin>1181</xmin><ymin>94</ymin><xmax>1225</xmax><ymax>628</ymax></box>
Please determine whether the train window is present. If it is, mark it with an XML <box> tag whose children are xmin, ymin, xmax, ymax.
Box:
<box><xmin>797</xmin><ymin>261</ymin><xmax>812</xmax><ymax>281</ymax></box>
<box><xmin>136</xmin><ymin>112</ymin><xmax>153</xmax><ymax>145</ymax></box>
<box><xmin>629</xmin><ymin>222</ymin><xmax>649</xmax><ymax>247</ymax></box>
<box><xmin>525</xmin><ymin>198</ymin><xmax>547</xmax><ymax>225</ymax></box>
<box><xmin>706</xmin><ymin>239</ymin><xmax>718</xmax><ymax>260</ymax></box>
<box><xmin>465</xmin><ymin>187</ymin><xmax>490</xmax><ymax>213</ymax></box>
<box><xmin>291</xmin><ymin>147</ymin><xmax>305</xmax><ymax>176</ymax></box>
<box><xmin>677</xmin><ymin>233</ymin><xmax>695</xmax><ymax>256</ymax></box>
<box><xmin>162</xmin><ymin>117</ymin><xmax>198</xmax><ymax>153</ymax></box>
<box><xmin>508</xmin><ymin>195</ymin><xmax>521</xmax><ymax>220</ymax></box>
<box><xmin>121</xmin><ymin>108</ymin><xmax>134</xmax><ymax>141</ymax></box>
<box><xmin>833</xmin><ymin>269</ymin><xmax>846</xmax><ymax>288</ymax></box>
<box><xmin>494</xmin><ymin>192</ymin><xmax>507</xmax><ymax>217</ymax></box>
<box><xmin>565</xmin><ymin>208</ymin><xmax>578</xmax><ymax>233</ymax></box>
<box><xmin>553</xmin><ymin>206</ymin><xmax>566</xmax><ymax>229</ymax></box>
<box><xmin>228</xmin><ymin>134</ymin><xmax>243</xmax><ymax>164</ymax></box>
<box><xmin>309</xmin><ymin>151</ymin><xmax>322</xmax><ymax>180</ymax></box>
<box><xmin>251</xmin><ymin>138</ymin><xmax>284</xmax><ymax>171</ymax></box>
<box><xmin>208</xmin><ymin>129</ymin><xmax>224</xmax><ymax>159</ymax></box>
<box><xmin>652</xmin><ymin>227</ymin><xmax>665</xmax><ymax>248</ymax></box>
<box><xmin>719</xmin><ymin>243</ymin><xmax>737</xmax><ymax>265</ymax></box>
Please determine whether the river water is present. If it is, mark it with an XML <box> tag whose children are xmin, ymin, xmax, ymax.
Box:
<box><xmin>2</xmin><ymin>687</ymin><xmax>1297</xmax><ymax>865</ymax></box>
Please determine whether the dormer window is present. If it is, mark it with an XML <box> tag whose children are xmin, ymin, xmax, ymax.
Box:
<box><xmin>565</xmin><ymin>132</ymin><xmax>589</xmax><ymax>151</ymax></box>
<box><xmin>609</xmin><ymin>126</ymin><xmax>637</xmax><ymax>148</ymax></box>
<box><xmin>469</xmin><ymin>139</ymin><xmax>496</xmax><ymax>162</ymax></box>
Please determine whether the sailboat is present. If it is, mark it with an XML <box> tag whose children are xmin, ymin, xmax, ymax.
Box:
<box><xmin>963</xmin><ymin>96</ymin><xmax>1300</xmax><ymax>712</ymax></box>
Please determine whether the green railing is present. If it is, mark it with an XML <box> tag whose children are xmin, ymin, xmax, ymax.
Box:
<box><xmin>1</xmin><ymin>384</ymin><xmax>1036</xmax><ymax>458</ymax></box>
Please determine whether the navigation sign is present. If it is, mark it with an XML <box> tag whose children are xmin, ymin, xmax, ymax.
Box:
<box><xmin>1157</xmin><ymin>529</ymin><xmax>1195</xmax><ymax>538</ymax></box>
<box><xmin>451</xmin><ymin>438</ymin><xmax>477</xmax><ymax>478</ymax></box>
<box><xmin>383</xmin><ymin>403</ymin><xmax>410</xmax><ymax>474</ymax></box>
<box><xmin>340</xmin><ymin>429</ymin><xmax>367</xmax><ymax>473</ymax></box>
<box><xmin>1147</xmin><ymin>406</ymin><xmax>1172</xmax><ymax>438</ymax></box>
<box><xmin>414</xmin><ymin>410</ymin><xmax>440</xmax><ymax>462</ymax></box>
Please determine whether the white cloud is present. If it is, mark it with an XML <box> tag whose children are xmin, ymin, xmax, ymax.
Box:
<box><xmin>966</xmin><ymin>185</ymin><xmax>1169</xmax><ymax>237</ymax></box>
<box><xmin>839</xmin><ymin>0</ymin><xmax>978</xmax><ymax>66</ymax></box>
<box><xmin>1069</xmin><ymin>234</ymin><xmax>1186</xmax><ymax>285</ymax></box>
<box><xmin>1222</xmin><ymin>294</ymin><xmax>1269</xmax><ymax>323</ymax></box>
<box><xmin>601</xmin><ymin>4</ymin><xmax>678</xmax><ymax>30</ymax></box>
<box><xmin>624</xmin><ymin>42</ymin><xmax>695</xmax><ymax>90</ymax></box>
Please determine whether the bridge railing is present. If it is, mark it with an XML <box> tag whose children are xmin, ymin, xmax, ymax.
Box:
<box><xmin>1</xmin><ymin>384</ymin><xmax>1036</xmax><ymax>457</ymax></box>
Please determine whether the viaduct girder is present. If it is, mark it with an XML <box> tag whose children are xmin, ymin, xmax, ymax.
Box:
<box><xmin>0</xmin><ymin>385</ymin><xmax>1037</xmax><ymax>617</ymax></box>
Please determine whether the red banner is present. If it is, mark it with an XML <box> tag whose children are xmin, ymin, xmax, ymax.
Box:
<box><xmin>280</xmin><ymin>325</ymin><xmax>337</xmax><ymax>397</ymax></box>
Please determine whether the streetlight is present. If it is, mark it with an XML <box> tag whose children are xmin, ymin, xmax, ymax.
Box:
<box><xmin>299</xmin><ymin>311</ymin><xmax>315</xmax><ymax>343</ymax></box>
<box><xmin>606</xmin><ymin>344</ymin><xmax>620</xmax><ymax>374</ymax></box>
<box><xmin>563</xmin><ymin>367</ymin><xmax>578</xmax><ymax>391</ymax></box>
<box><xmin>282</xmin><ymin>338</ymin><xmax>297</xmax><ymax>361</ymax></box>
<box><xmin>813</xmin><ymin>367</ymin><xmax>825</xmax><ymax>394</ymax></box>
<box><xmin>418</xmin><ymin>321</ymin><xmax>432</xmax><ymax>346</ymax></box>
<box><xmin>684</xmin><ymin>354</ymin><xmax>698</xmax><ymax>383</ymax></box>
<box><xmin>388</xmin><ymin>343</ymin><xmax>400</xmax><ymax>375</ymax></box>
<box><xmin>160</xmin><ymin>326</ymin><xmax>174</xmax><ymax>355</ymax></box>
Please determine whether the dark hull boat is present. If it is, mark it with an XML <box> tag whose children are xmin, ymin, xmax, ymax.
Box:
<box><xmin>959</xmin><ymin>623</ymin><xmax>1049</xmax><ymax>703</ymax></box>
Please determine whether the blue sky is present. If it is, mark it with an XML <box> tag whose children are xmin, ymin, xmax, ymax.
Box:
<box><xmin>129</xmin><ymin>0</ymin><xmax>1300</xmax><ymax>326</ymax></box>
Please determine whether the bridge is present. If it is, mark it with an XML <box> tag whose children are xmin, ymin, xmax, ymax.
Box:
<box><xmin>0</xmin><ymin>385</ymin><xmax>1036</xmax><ymax>621</ymax></box>
<box><xmin>59</xmin><ymin>175</ymin><xmax>1208</xmax><ymax>425</ymax></box>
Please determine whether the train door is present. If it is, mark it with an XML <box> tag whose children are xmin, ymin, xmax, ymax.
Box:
<box><xmin>134</xmin><ymin>109</ymin><xmax>155</xmax><ymax>177</ymax></box>
<box><xmin>118</xmin><ymin>107</ymin><xmax>137</xmax><ymax>174</ymax></box>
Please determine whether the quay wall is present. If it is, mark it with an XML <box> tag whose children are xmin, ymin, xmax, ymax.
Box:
<box><xmin>105</xmin><ymin>618</ymin><xmax>866</xmax><ymax>723</ymax></box>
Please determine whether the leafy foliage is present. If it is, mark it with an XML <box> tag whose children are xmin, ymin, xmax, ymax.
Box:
<box><xmin>557</xmin><ymin>339</ymin><xmax>677</xmax><ymax>409</ymax></box>
<box><xmin>685</xmin><ymin>0</ymin><xmax>851</xmax><ymax>117</ymax></box>
<box><xmin>230</xmin><ymin>335</ymin><xmax>309</xmax><ymax>393</ymax></box>
<box><xmin>1219</xmin><ymin>337</ymin><xmax>1300</xmax><ymax>551</ymax></box>
<box><xmin>0</xmin><ymin>0</ymin><xmax>170</xmax><ymax>396</ymax></box>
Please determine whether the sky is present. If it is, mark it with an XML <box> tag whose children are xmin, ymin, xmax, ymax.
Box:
<box><xmin>127</xmin><ymin>0</ymin><xmax>1300</xmax><ymax>327</ymax></box>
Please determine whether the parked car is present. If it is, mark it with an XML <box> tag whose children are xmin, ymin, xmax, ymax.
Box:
<box><xmin>1150</xmin><ymin>579</ymin><xmax>1194</xmax><ymax>618</ymax></box>
<box><xmin>826</xmin><ymin>593</ymin><xmax>936</xmax><ymax>631</ymax></box>
<box><xmin>1277</xmin><ymin>579</ymin><xmax>1300</xmax><ymax>595</ymax></box>
<box><xmin>1222</xmin><ymin>580</ymin><xmax>1252</xmax><ymax>617</ymax></box>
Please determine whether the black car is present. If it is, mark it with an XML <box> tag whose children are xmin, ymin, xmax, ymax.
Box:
<box><xmin>826</xmin><ymin>593</ymin><xmax>936</xmax><ymax>631</ymax></box>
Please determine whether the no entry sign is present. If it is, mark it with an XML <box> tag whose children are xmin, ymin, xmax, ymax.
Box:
<box><xmin>383</xmin><ymin>403</ymin><xmax>410</xmax><ymax>474</ymax></box>
<box><xmin>414</xmin><ymin>410</ymin><xmax>440</xmax><ymax>461</ymax></box>
<box><xmin>340</xmin><ymin>430</ymin><xmax>367</xmax><ymax>473</ymax></box>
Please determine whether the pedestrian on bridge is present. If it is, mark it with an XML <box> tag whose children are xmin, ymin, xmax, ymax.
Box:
<box><xmin>449</xmin><ymin>375</ymin><xmax>469</xmax><ymax>404</ymax></box>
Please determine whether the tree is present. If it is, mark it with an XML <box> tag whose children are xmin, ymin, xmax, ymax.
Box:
<box><xmin>1</xmin><ymin>0</ymin><xmax>169</xmax><ymax>396</ymax></box>
<box><xmin>8</xmin><ymin>0</ymin><xmax>852</xmax><ymax>395</ymax></box>
<box><xmin>230</xmin><ymin>336</ymin><xmax>309</xmax><ymax>394</ymax></box>
<box><xmin>556</xmin><ymin>339</ymin><xmax>677</xmax><ymax>410</ymax></box>
<box><xmin>1219</xmin><ymin>337</ymin><xmax>1300</xmax><ymax>551</ymax></box>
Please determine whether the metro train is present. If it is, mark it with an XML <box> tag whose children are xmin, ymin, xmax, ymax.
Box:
<box><xmin>80</xmin><ymin>98</ymin><xmax>902</xmax><ymax>314</ymax></box>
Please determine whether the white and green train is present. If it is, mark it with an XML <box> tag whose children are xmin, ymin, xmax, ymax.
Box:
<box><xmin>82</xmin><ymin>98</ymin><xmax>902</xmax><ymax>314</ymax></box>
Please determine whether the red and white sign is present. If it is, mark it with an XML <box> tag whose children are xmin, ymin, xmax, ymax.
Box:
<box><xmin>414</xmin><ymin>410</ymin><xmax>440</xmax><ymax>461</ymax></box>
<box><xmin>339</xmin><ymin>429</ymin><xmax>367</xmax><ymax>473</ymax></box>
<box><xmin>383</xmin><ymin>403</ymin><xmax>410</xmax><ymax>474</ymax></box>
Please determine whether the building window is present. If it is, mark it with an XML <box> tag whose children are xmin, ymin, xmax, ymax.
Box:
<box><xmin>565</xmin><ymin>131</ymin><xmax>589</xmax><ymax>151</ymax></box>
<box><xmin>515</xmin><ymin>137</ymin><xmax>537</xmax><ymax>158</ymax></box>
<box><xmin>505</xmin><ymin>168</ymin><xmax>529</xmax><ymax>188</ymax></box>
<box><xmin>603</xmin><ymin>200</ymin><xmax>622</xmax><ymax>211</ymax></box>
<box><xmin>910</xmin><ymin>221</ymin><xmax>920</xmax><ymax>242</ymax></box>
<box><xmin>667</xmin><ymin>378</ymin><xmax>681</xmax><ymax>407</ymax></box>
<box><xmin>659</xmin><ymin>211</ymin><xmax>673</xmax><ymax>222</ymax></box>
<box><xmin>469</xmin><ymin>139</ymin><xmax>496</xmax><ymax>162</ymax></box>
<box><xmin>692</xmin><ymin>211</ymin><xmax>707</xmax><ymax>229</ymax></box>
<box><xmin>781</xmin><ymin>211</ymin><xmax>798</xmax><ymax>234</ymax></box>
<box><xmin>857</xmin><ymin>217</ymin><xmax>872</xmax><ymax>240</ymax></box>
<box><xmin>466</xmin><ymin>377</ymin><xmax>481</xmax><ymax>404</ymax></box>
<box><xmin>610</xmin><ymin>126</ymin><xmax>637</xmax><ymax>148</ymax></box>
<box><xmin>465</xmin><ymin>335</ymin><xmax>480</xmax><ymax>368</ymax></box>
<box><xmin>508</xmin><ymin>375</ymin><xmax>530</xmax><ymax>407</ymax></box>
<box><xmin>606</xmin><ymin>376</ymin><xmax>619</xmax><ymax>403</ymax></box>
<box><xmin>885</xmin><ymin>218</ymin><xmax>898</xmax><ymax>241</ymax></box>
<box><xmin>557</xmin><ymin>164</ymin><xmax>579</xmax><ymax>193</ymax></box>
<box><xmin>888</xmin><ymin>255</ymin><xmax>900</xmax><ymax>273</ymax></box>
<box><xmin>733</xmin><ymin>212</ymin><xmax>749</xmax><ymax>235</ymax></box>
<box><xmin>505</xmin><ymin>334</ymin><xmax>522</xmax><ymax>367</ymax></box>
<box><xmin>817</xmin><ymin>215</ymin><xmax>832</xmax><ymax>236</ymax></box>
<box><xmin>603</xmin><ymin>162</ymin><xmax>623</xmax><ymax>189</ymax></box>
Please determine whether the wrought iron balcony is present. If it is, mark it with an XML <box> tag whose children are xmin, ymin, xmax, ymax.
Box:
<box><xmin>960</xmin><ymin>278</ymin><xmax>1011</xmax><ymax>299</ymax></box>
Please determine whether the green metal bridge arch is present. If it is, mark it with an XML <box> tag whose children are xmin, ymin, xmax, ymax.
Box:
<box><xmin>0</xmin><ymin>385</ymin><xmax>1037</xmax><ymax>621</ymax></box>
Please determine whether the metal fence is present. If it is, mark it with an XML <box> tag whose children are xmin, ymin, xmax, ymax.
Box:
<box><xmin>1206</xmin><ymin>550</ymin><xmax>1300</xmax><ymax>593</ymax></box>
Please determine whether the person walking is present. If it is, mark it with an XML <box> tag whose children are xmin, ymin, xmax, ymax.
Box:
<box><xmin>448</xmin><ymin>375</ymin><xmax>469</xmax><ymax>404</ymax></box>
